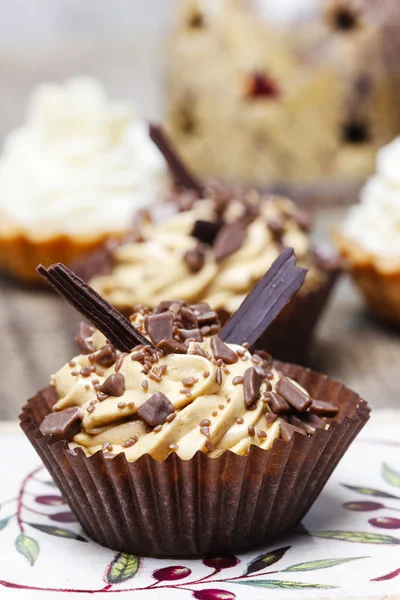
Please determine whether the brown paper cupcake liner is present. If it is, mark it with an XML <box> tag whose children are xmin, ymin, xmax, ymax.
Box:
<box><xmin>20</xmin><ymin>363</ymin><xmax>369</xmax><ymax>558</ymax></box>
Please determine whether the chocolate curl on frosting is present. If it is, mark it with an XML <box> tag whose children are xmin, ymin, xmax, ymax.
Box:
<box><xmin>220</xmin><ymin>248</ymin><xmax>307</xmax><ymax>347</ymax></box>
<box><xmin>149</xmin><ymin>123</ymin><xmax>204</xmax><ymax>196</ymax></box>
<box><xmin>37</xmin><ymin>263</ymin><xmax>151</xmax><ymax>352</ymax></box>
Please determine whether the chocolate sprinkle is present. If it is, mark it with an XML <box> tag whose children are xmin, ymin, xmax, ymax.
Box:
<box><xmin>99</xmin><ymin>373</ymin><xmax>125</xmax><ymax>397</ymax></box>
<box><xmin>210</xmin><ymin>336</ymin><xmax>238</xmax><ymax>364</ymax></box>
<box><xmin>149</xmin><ymin>124</ymin><xmax>204</xmax><ymax>195</ymax></box>
<box><xmin>137</xmin><ymin>392</ymin><xmax>175</xmax><ymax>427</ymax></box>
<box><xmin>213</xmin><ymin>221</ymin><xmax>247</xmax><ymax>262</ymax></box>
<box><xmin>219</xmin><ymin>248</ymin><xmax>307</xmax><ymax>347</ymax></box>
<box><xmin>276</xmin><ymin>376</ymin><xmax>312</xmax><ymax>412</ymax></box>
<box><xmin>145</xmin><ymin>312</ymin><xmax>174</xmax><ymax>345</ymax></box>
<box><xmin>243</xmin><ymin>367</ymin><xmax>261</xmax><ymax>407</ymax></box>
<box><xmin>37</xmin><ymin>263</ymin><xmax>150</xmax><ymax>352</ymax></box>
<box><xmin>40</xmin><ymin>407</ymin><xmax>82</xmax><ymax>441</ymax></box>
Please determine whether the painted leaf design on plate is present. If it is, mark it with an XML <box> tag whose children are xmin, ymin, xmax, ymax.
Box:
<box><xmin>283</xmin><ymin>556</ymin><xmax>368</xmax><ymax>572</ymax></box>
<box><xmin>382</xmin><ymin>463</ymin><xmax>400</xmax><ymax>488</ymax></box>
<box><xmin>342</xmin><ymin>484</ymin><xmax>400</xmax><ymax>500</ymax></box>
<box><xmin>0</xmin><ymin>517</ymin><xmax>9</xmax><ymax>532</ymax></box>
<box><xmin>234</xmin><ymin>579</ymin><xmax>335</xmax><ymax>590</ymax></box>
<box><xmin>27</xmin><ymin>523</ymin><xmax>87</xmax><ymax>542</ymax></box>
<box><xmin>371</xmin><ymin>567</ymin><xmax>400</xmax><ymax>582</ymax></box>
<box><xmin>306</xmin><ymin>530</ymin><xmax>400</xmax><ymax>544</ymax></box>
<box><xmin>245</xmin><ymin>546</ymin><xmax>290</xmax><ymax>575</ymax></box>
<box><xmin>15</xmin><ymin>533</ymin><xmax>39</xmax><ymax>566</ymax></box>
<box><xmin>106</xmin><ymin>552</ymin><xmax>140</xmax><ymax>584</ymax></box>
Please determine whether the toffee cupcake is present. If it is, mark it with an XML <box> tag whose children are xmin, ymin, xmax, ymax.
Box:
<box><xmin>20</xmin><ymin>253</ymin><xmax>369</xmax><ymax>557</ymax></box>
<box><xmin>337</xmin><ymin>137</ymin><xmax>400</xmax><ymax>324</ymax></box>
<box><xmin>0</xmin><ymin>77</ymin><xmax>168</xmax><ymax>281</ymax></box>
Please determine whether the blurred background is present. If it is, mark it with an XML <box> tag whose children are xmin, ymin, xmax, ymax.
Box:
<box><xmin>1</xmin><ymin>0</ymin><xmax>400</xmax><ymax>419</ymax></box>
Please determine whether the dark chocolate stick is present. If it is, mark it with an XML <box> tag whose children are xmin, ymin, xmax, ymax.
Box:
<box><xmin>219</xmin><ymin>248</ymin><xmax>307</xmax><ymax>347</ymax></box>
<box><xmin>149</xmin><ymin>123</ymin><xmax>204</xmax><ymax>195</ymax></box>
<box><xmin>37</xmin><ymin>263</ymin><xmax>151</xmax><ymax>352</ymax></box>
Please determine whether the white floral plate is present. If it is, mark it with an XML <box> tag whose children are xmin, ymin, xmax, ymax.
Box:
<box><xmin>0</xmin><ymin>414</ymin><xmax>399</xmax><ymax>600</ymax></box>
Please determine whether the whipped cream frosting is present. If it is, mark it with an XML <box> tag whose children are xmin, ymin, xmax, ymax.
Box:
<box><xmin>91</xmin><ymin>193</ymin><xmax>323</xmax><ymax>314</ymax></box>
<box><xmin>342</xmin><ymin>137</ymin><xmax>400</xmax><ymax>260</ymax></box>
<box><xmin>47</xmin><ymin>303</ymin><xmax>330</xmax><ymax>462</ymax></box>
<box><xmin>0</xmin><ymin>77</ymin><xmax>168</xmax><ymax>238</ymax></box>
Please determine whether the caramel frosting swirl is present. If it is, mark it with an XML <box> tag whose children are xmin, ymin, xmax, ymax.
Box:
<box><xmin>48</xmin><ymin>302</ymin><xmax>333</xmax><ymax>462</ymax></box>
<box><xmin>90</xmin><ymin>192</ymin><xmax>324</xmax><ymax>314</ymax></box>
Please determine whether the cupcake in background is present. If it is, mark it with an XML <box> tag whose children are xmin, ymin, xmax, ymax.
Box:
<box><xmin>337</xmin><ymin>137</ymin><xmax>400</xmax><ymax>324</ymax></box>
<box><xmin>0</xmin><ymin>77</ymin><xmax>168</xmax><ymax>281</ymax></box>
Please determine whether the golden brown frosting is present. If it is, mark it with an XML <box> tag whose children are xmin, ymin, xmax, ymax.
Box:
<box><xmin>90</xmin><ymin>192</ymin><xmax>324</xmax><ymax>314</ymax></box>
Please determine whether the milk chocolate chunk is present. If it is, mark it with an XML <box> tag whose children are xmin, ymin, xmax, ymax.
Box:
<box><xmin>74</xmin><ymin>322</ymin><xmax>95</xmax><ymax>354</ymax></box>
<box><xmin>145</xmin><ymin>312</ymin><xmax>174</xmax><ymax>345</ymax></box>
<box><xmin>280</xmin><ymin>421</ymin><xmax>306</xmax><ymax>442</ymax></box>
<box><xmin>192</xmin><ymin>220</ymin><xmax>223</xmax><ymax>245</ymax></box>
<box><xmin>289</xmin><ymin>413</ymin><xmax>324</xmax><ymax>435</ymax></box>
<box><xmin>178</xmin><ymin>328</ymin><xmax>203</xmax><ymax>341</ymax></box>
<box><xmin>138</xmin><ymin>392</ymin><xmax>175</xmax><ymax>426</ymax></box>
<box><xmin>94</xmin><ymin>344</ymin><xmax>117</xmax><ymax>368</ymax></box>
<box><xmin>184</xmin><ymin>245</ymin><xmax>205</xmax><ymax>273</ymax></box>
<box><xmin>37</xmin><ymin>263</ymin><xmax>150</xmax><ymax>352</ymax></box>
<box><xmin>195</xmin><ymin>309</ymin><xmax>219</xmax><ymax>327</ymax></box>
<box><xmin>220</xmin><ymin>248</ymin><xmax>307</xmax><ymax>347</ymax></box>
<box><xmin>153</xmin><ymin>301</ymin><xmax>175</xmax><ymax>315</ymax></box>
<box><xmin>180</xmin><ymin>306</ymin><xmax>199</xmax><ymax>329</ymax></box>
<box><xmin>99</xmin><ymin>373</ymin><xmax>125</xmax><ymax>397</ymax></box>
<box><xmin>276</xmin><ymin>377</ymin><xmax>312</xmax><ymax>412</ymax></box>
<box><xmin>264</xmin><ymin>391</ymin><xmax>290</xmax><ymax>414</ymax></box>
<box><xmin>267</xmin><ymin>218</ymin><xmax>285</xmax><ymax>243</ymax></box>
<box><xmin>40</xmin><ymin>407</ymin><xmax>82</xmax><ymax>441</ymax></box>
<box><xmin>243</xmin><ymin>367</ymin><xmax>261</xmax><ymax>407</ymax></box>
<box><xmin>310</xmin><ymin>400</ymin><xmax>339</xmax><ymax>418</ymax></box>
<box><xmin>213</xmin><ymin>221</ymin><xmax>247</xmax><ymax>262</ymax></box>
<box><xmin>149</xmin><ymin>124</ymin><xmax>204</xmax><ymax>195</ymax></box>
<box><xmin>210</xmin><ymin>336</ymin><xmax>238</xmax><ymax>364</ymax></box>
<box><xmin>157</xmin><ymin>339</ymin><xmax>187</xmax><ymax>354</ymax></box>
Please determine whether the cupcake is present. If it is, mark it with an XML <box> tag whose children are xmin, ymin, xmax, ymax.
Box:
<box><xmin>337</xmin><ymin>137</ymin><xmax>400</xmax><ymax>324</ymax></box>
<box><xmin>20</xmin><ymin>253</ymin><xmax>369</xmax><ymax>557</ymax></box>
<box><xmin>0</xmin><ymin>77</ymin><xmax>168</xmax><ymax>281</ymax></box>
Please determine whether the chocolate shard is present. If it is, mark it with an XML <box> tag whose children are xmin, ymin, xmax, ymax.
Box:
<box><xmin>40</xmin><ymin>406</ymin><xmax>82</xmax><ymax>441</ymax></box>
<box><xmin>210</xmin><ymin>336</ymin><xmax>238</xmax><ymax>364</ymax></box>
<box><xmin>276</xmin><ymin>376</ymin><xmax>312</xmax><ymax>412</ymax></box>
<box><xmin>145</xmin><ymin>312</ymin><xmax>174</xmax><ymax>345</ymax></box>
<box><xmin>37</xmin><ymin>263</ymin><xmax>150</xmax><ymax>353</ymax></box>
<box><xmin>264</xmin><ymin>391</ymin><xmax>290</xmax><ymax>414</ymax></box>
<box><xmin>280</xmin><ymin>421</ymin><xmax>307</xmax><ymax>442</ymax></box>
<box><xmin>289</xmin><ymin>413</ymin><xmax>324</xmax><ymax>436</ymax></box>
<box><xmin>94</xmin><ymin>344</ymin><xmax>117</xmax><ymax>368</ymax></box>
<box><xmin>138</xmin><ymin>392</ymin><xmax>175</xmax><ymax>427</ymax></box>
<box><xmin>99</xmin><ymin>373</ymin><xmax>125</xmax><ymax>397</ymax></box>
<box><xmin>213</xmin><ymin>221</ymin><xmax>247</xmax><ymax>262</ymax></box>
<box><xmin>149</xmin><ymin>123</ymin><xmax>204</xmax><ymax>195</ymax></box>
<box><xmin>219</xmin><ymin>248</ymin><xmax>307</xmax><ymax>347</ymax></box>
<box><xmin>310</xmin><ymin>400</ymin><xmax>339</xmax><ymax>418</ymax></box>
<box><xmin>180</xmin><ymin>306</ymin><xmax>199</xmax><ymax>329</ymax></box>
<box><xmin>157</xmin><ymin>339</ymin><xmax>188</xmax><ymax>355</ymax></box>
<box><xmin>191</xmin><ymin>220</ymin><xmax>224</xmax><ymax>245</ymax></box>
<box><xmin>75</xmin><ymin>322</ymin><xmax>95</xmax><ymax>354</ymax></box>
<box><xmin>243</xmin><ymin>367</ymin><xmax>261</xmax><ymax>407</ymax></box>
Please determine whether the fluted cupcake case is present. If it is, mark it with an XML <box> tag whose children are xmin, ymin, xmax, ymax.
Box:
<box><xmin>21</xmin><ymin>363</ymin><xmax>369</xmax><ymax>558</ymax></box>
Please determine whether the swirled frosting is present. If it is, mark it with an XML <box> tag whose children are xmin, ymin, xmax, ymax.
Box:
<box><xmin>0</xmin><ymin>77</ymin><xmax>167</xmax><ymax>238</ymax></box>
<box><xmin>91</xmin><ymin>191</ymin><xmax>324</xmax><ymax>314</ymax></box>
<box><xmin>45</xmin><ymin>301</ymin><xmax>334</xmax><ymax>462</ymax></box>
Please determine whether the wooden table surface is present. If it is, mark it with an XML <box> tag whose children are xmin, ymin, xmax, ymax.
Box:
<box><xmin>1</xmin><ymin>206</ymin><xmax>399</xmax><ymax>420</ymax></box>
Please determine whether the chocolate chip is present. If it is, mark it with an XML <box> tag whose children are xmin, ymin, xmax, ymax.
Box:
<box><xmin>74</xmin><ymin>322</ymin><xmax>95</xmax><ymax>354</ymax></box>
<box><xmin>265</xmin><ymin>412</ymin><xmax>278</xmax><ymax>424</ymax></box>
<box><xmin>138</xmin><ymin>392</ymin><xmax>175</xmax><ymax>426</ymax></box>
<box><xmin>280</xmin><ymin>421</ymin><xmax>306</xmax><ymax>442</ymax></box>
<box><xmin>309</xmin><ymin>400</ymin><xmax>339</xmax><ymax>418</ymax></box>
<box><xmin>40</xmin><ymin>407</ymin><xmax>82</xmax><ymax>441</ymax></box>
<box><xmin>210</xmin><ymin>336</ymin><xmax>238</xmax><ymax>364</ymax></box>
<box><xmin>94</xmin><ymin>344</ymin><xmax>117</xmax><ymax>368</ymax></box>
<box><xmin>177</xmin><ymin>328</ymin><xmax>203</xmax><ymax>341</ymax></box>
<box><xmin>191</xmin><ymin>220</ymin><xmax>223</xmax><ymax>245</ymax></box>
<box><xmin>145</xmin><ymin>312</ymin><xmax>174</xmax><ymax>345</ymax></box>
<box><xmin>232</xmin><ymin>376</ymin><xmax>244</xmax><ymax>385</ymax></box>
<box><xmin>213</xmin><ymin>221</ymin><xmax>247</xmax><ymax>262</ymax></box>
<box><xmin>99</xmin><ymin>373</ymin><xmax>125</xmax><ymax>397</ymax></box>
<box><xmin>157</xmin><ymin>339</ymin><xmax>188</xmax><ymax>354</ymax></box>
<box><xmin>289</xmin><ymin>413</ymin><xmax>325</xmax><ymax>435</ymax></box>
<box><xmin>264</xmin><ymin>391</ymin><xmax>290</xmax><ymax>414</ymax></box>
<box><xmin>184</xmin><ymin>245</ymin><xmax>205</xmax><ymax>273</ymax></box>
<box><xmin>276</xmin><ymin>377</ymin><xmax>312</xmax><ymax>412</ymax></box>
<box><xmin>243</xmin><ymin>367</ymin><xmax>261</xmax><ymax>407</ymax></box>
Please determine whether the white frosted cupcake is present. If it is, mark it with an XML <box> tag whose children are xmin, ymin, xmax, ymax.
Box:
<box><xmin>337</xmin><ymin>137</ymin><xmax>400</xmax><ymax>323</ymax></box>
<box><xmin>0</xmin><ymin>77</ymin><xmax>168</xmax><ymax>281</ymax></box>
